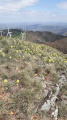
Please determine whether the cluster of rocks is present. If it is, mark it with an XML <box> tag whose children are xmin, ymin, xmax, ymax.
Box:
<box><xmin>30</xmin><ymin>72</ymin><xmax>67</xmax><ymax>120</ymax></box>
<box><xmin>40</xmin><ymin>73</ymin><xmax>67</xmax><ymax>120</ymax></box>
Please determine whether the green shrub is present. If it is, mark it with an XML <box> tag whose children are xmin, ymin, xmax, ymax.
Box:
<box><xmin>2</xmin><ymin>74</ymin><xmax>8</xmax><ymax>79</ymax></box>
<box><xmin>0</xmin><ymin>100</ymin><xmax>4</xmax><ymax>108</ymax></box>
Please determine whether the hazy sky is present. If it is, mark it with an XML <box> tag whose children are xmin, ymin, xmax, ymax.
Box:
<box><xmin>0</xmin><ymin>0</ymin><xmax>67</xmax><ymax>23</ymax></box>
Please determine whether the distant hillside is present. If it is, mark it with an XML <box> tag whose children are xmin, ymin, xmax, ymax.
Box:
<box><xmin>58</xmin><ymin>28</ymin><xmax>67</xmax><ymax>36</ymax></box>
<box><xmin>1</xmin><ymin>29</ymin><xmax>21</xmax><ymax>37</ymax></box>
<box><xmin>46</xmin><ymin>38</ymin><xmax>67</xmax><ymax>54</ymax></box>
<box><xmin>26</xmin><ymin>31</ymin><xmax>64</xmax><ymax>43</ymax></box>
<box><xmin>26</xmin><ymin>24</ymin><xmax>67</xmax><ymax>36</ymax></box>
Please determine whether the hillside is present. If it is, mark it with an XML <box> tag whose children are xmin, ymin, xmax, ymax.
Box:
<box><xmin>0</xmin><ymin>36</ymin><xmax>67</xmax><ymax>120</ymax></box>
<box><xmin>1</xmin><ymin>29</ymin><xmax>64</xmax><ymax>42</ymax></box>
<box><xmin>26</xmin><ymin>31</ymin><xmax>67</xmax><ymax>54</ymax></box>
<box><xmin>46</xmin><ymin>38</ymin><xmax>67</xmax><ymax>54</ymax></box>
<box><xmin>26</xmin><ymin>31</ymin><xmax>64</xmax><ymax>43</ymax></box>
<box><xmin>2</xmin><ymin>29</ymin><xmax>21</xmax><ymax>38</ymax></box>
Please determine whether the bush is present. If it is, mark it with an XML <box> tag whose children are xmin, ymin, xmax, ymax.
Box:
<box><xmin>2</xmin><ymin>74</ymin><xmax>8</xmax><ymax>79</ymax></box>
<box><xmin>12</xmin><ymin>89</ymin><xmax>36</xmax><ymax>114</ymax></box>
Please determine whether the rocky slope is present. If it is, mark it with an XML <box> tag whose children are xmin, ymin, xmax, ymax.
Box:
<box><xmin>0</xmin><ymin>36</ymin><xmax>67</xmax><ymax>120</ymax></box>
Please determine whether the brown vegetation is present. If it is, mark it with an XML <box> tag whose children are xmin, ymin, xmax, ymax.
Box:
<box><xmin>46</xmin><ymin>38</ymin><xmax>67</xmax><ymax>54</ymax></box>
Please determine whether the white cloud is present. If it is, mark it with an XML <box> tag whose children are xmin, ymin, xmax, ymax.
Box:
<box><xmin>0</xmin><ymin>0</ymin><xmax>38</xmax><ymax>12</ymax></box>
<box><xmin>57</xmin><ymin>2</ymin><xmax>67</xmax><ymax>9</ymax></box>
<box><xmin>0</xmin><ymin>10</ymin><xmax>67</xmax><ymax>23</ymax></box>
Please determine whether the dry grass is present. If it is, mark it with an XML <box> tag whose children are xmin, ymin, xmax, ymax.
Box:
<box><xmin>0</xmin><ymin>36</ymin><xmax>67</xmax><ymax>119</ymax></box>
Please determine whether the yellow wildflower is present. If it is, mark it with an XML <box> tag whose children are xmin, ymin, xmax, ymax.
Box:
<box><xmin>49</xmin><ymin>59</ymin><xmax>51</xmax><ymax>62</ymax></box>
<box><xmin>23</xmin><ymin>56</ymin><xmax>25</xmax><ymax>58</ymax></box>
<box><xmin>4</xmin><ymin>79</ymin><xmax>8</xmax><ymax>83</ymax></box>
<box><xmin>16</xmin><ymin>68</ymin><xmax>19</xmax><ymax>70</ymax></box>
<box><xmin>9</xmin><ymin>56</ymin><xmax>12</xmax><ymax>59</ymax></box>
<box><xmin>35</xmin><ymin>74</ymin><xmax>37</xmax><ymax>76</ymax></box>
<box><xmin>0</xmin><ymin>50</ymin><xmax>2</xmax><ymax>52</ymax></box>
<box><xmin>25</xmin><ymin>61</ymin><xmax>27</xmax><ymax>63</ymax></box>
<box><xmin>11</xmin><ymin>46</ymin><xmax>13</xmax><ymax>48</ymax></box>
<box><xmin>2</xmin><ymin>52</ymin><xmax>5</xmax><ymax>57</ymax></box>
<box><xmin>17</xmin><ymin>80</ymin><xmax>19</xmax><ymax>83</ymax></box>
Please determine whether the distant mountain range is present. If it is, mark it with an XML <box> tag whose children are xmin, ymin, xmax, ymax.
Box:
<box><xmin>26</xmin><ymin>24</ymin><xmax>67</xmax><ymax>36</ymax></box>
<box><xmin>0</xmin><ymin>23</ymin><xmax>67</xmax><ymax>36</ymax></box>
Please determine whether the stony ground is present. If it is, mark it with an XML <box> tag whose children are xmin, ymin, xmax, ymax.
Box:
<box><xmin>0</xmin><ymin>37</ymin><xmax>67</xmax><ymax>120</ymax></box>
